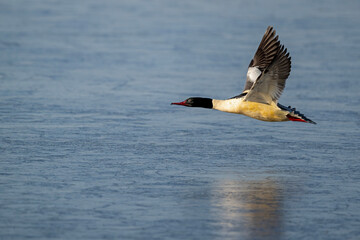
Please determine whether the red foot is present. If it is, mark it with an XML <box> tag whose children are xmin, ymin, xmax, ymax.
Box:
<box><xmin>286</xmin><ymin>114</ymin><xmax>307</xmax><ymax>123</ymax></box>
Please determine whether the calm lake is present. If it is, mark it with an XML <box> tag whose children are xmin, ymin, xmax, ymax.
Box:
<box><xmin>1</xmin><ymin>0</ymin><xmax>360</xmax><ymax>239</ymax></box>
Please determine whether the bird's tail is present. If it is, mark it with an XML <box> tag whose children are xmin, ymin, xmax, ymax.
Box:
<box><xmin>278</xmin><ymin>103</ymin><xmax>316</xmax><ymax>124</ymax></box>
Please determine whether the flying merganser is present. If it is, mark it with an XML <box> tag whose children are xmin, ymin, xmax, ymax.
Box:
<box><xmin>172</xmin><ymin>26</ymin><xmax>316</xmax><ymax>124</ymax></box>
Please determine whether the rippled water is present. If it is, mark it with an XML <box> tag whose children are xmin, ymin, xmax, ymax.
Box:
<box><xmin>1</xmin><ymin>0</ymin><xmax>360</xmax><ymax>239</ymax></box>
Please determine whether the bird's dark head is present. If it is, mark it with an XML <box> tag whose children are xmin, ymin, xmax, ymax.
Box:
<box><xmin>171</xmin><ymin>97</ymin><xmax>213</xmax><ymax>108</ymax></box>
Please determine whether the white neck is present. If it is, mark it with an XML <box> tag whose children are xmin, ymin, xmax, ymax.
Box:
<box><xmin>212</xmin><ymin>98</ymin><xmax>244</xmax><ymax>114</ymax></box>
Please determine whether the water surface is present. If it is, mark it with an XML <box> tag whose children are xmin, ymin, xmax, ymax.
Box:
<box><xmin>1</xmin><ymin>0</ymin><xmax>360</xmax><ymax>239</ymax></box>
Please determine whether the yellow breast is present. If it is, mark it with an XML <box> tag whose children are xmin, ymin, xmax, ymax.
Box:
<box><xmin>239</xmin><ymin>101</ymin><xmax>289</xmax><ymax>122</ymax></box>
<box><xmin>212</xmin><ymin>99</ymin><xmax>288</xmax><ymax>122</ymax></box>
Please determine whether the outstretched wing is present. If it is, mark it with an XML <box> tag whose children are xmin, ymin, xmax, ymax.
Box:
<box><xmin>243</xmin><ymin>26</ymin><xmax>280</xmax><ymax>92</ymax></box>
<box><xmin>244</xmin><ymin>45</ymin><xmax>291</xmax><ymax>104</ymax></box>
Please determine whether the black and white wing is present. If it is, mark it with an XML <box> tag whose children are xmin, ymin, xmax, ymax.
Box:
<box><xmin>243</xmin><ymin>26</ymin><xmax>280</xmax><ymax>92</ymax></box>
<box><xmin>244</xmin><ymin>45</ymin><xmax>291</xmax><ymax>104</ymax></box>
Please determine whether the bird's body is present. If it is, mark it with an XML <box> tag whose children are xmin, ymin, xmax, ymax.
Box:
<box><xmin>212</xmin><ymin>99</ymin><xmax>288</xmax><ymax>122</ymax></box>
<box><xmin>172</xmin><ymin>26</ymin><xmax>316</xmax><ymax>124</ymax></box>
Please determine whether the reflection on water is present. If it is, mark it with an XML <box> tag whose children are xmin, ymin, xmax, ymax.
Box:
<box><xmin>212</xmin><ymin>178</ymin><xmax>284</xmax><ymax>239</ymax></box>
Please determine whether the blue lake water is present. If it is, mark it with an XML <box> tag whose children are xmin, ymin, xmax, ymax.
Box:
<box><xmin>1</xmin><ymin>0</ymin><xmax>360</xmax><ymax>239</ymax></box>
